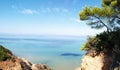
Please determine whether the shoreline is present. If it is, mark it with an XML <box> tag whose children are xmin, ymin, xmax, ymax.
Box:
<box><xmin>0</xmin><ymin>45</ymin><xmax>52</xmax><ymax>70</ymax></box>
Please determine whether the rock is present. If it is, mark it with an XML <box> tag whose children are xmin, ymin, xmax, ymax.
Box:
<box><xmin>75</xmin><ymin>67</ymin><xmax>81</xmax><ymax>70</ymax></box>
<box><xmin>0</xmin><ymin>67</ymin><xmax>2</xmax><ymax>70</ymax></box>
<box><xmin>31</xmin><ymin>64</ymin><xmax>51</xmax><ymax>70</ymax></box>
<box><xmin>76</xmin><ymin>50</ymin><xmax>113</xmax><ymax>70</ymax></box>
<box><xmin>0</xmin><ymin>45</ymin><xmax>52</xmax><ymax>70</ymax></box>
<box><xmin>21</xmin><ymin>58</ymin><xmax>32</xmax><ymax>66</ymax></box>
<box><xmin>13</xmin><ymin>63</ymin><xmax>23</xmax><ymax>70</ymax></box>
<box><xmin>20</xmin><ymin>61</ymin><xmax>32</xmax><ymax>70</ymax></box>
<box><xmin>0</xmin><ymin>57</ymin><xmax>52</xmax><ymax>70</ymax></box>
<box><xmin>79</xmin><ymin>54</ymin><xmax>104</xmax><ymax>70</ymax></box>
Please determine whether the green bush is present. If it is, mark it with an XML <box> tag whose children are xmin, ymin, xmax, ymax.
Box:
<box><xmin>0</xmin><ymin>52</ymin><xmax>11</xmax><ymax>61</ymax></box>
<box><xmin>81</xmin><ymin>36</ymin><xmax>103</xmax><ymax>51</ymax></box>
<box><xmin>0</xmin><ymin>45</ymin><xmax>11</xmax><ymax>61</ymax></box>
<box><xmin>81</xmin><ymin>28</ymin><xmax>120</xmax><ymax>52</ymax></box>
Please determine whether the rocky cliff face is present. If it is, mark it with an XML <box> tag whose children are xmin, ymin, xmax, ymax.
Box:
<box><xmin>0</xmin><ymin>46</ymin><xmax>52</xmax><ymax>70</ymax></box>
<box><xmin>76</xmin><ymin>50</ymin><xmax>114</xmax><ymax>70</ymax></box>
<box><xmin>0</xmin><ymin>57</ymin><xmax>52</xmax><ymax>70</ymax></box>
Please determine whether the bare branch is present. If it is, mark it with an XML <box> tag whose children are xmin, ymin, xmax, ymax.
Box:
<box><xmin>94</xmin><ymin>16</ymin><xmax>110</xmax><ymax>31</ymax></box>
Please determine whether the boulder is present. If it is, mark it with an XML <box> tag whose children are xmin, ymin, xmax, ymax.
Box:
<box><xmin>76</xmin><ymin>50</ymin><xmax>113</xmax><ymax>70</ymax></box>
<box><xmin>31</xmin><ymin>64</ymin><xmax>51</xmax><ymax>70</ymax></box>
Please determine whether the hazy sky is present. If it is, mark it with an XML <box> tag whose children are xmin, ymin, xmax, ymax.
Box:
<box><xmin>0</xmin><ymin>0</ymin><xmax>104</xmax><ymax>36</ymax></box>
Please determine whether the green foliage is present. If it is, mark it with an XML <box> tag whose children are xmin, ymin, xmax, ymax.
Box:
<box><xmin>79</xmin><ymin>7</ymin><xmax>90</xmax><ymax>20</ymax></box>
<box><xmin>81</xmin><ymin>36</ymin><xmax>103</xmax><ymax>51</ymax></box>
<box><xmin>0</xmin><ymin>45</ymin><xmax>12</xmax><ymax>61</ymax></box>
<box><xmin>79</xmin><ymin>0</ymin><xmax>120</xmax><ymax>52</ymax></box>
<box><xmin>79</xmin><ymin>11</ymin><xmax>88</xmax><ymax>20</ymax></box>
<box><xmin>102</xmin><ymin>0</ymin><xmax>120</xmax><ymax>11</ymax></box>
<box><xmin>79</xmin><ymin>1</ymin><xmax>120</xmax><ymax>67</ymax></box>
<box><xmin>81</xmin><ymin>28</ymin><xmax>120</xmax><ymax>52</ymax></box>
<box><xmin>0</xmin><ymin>52</ymin><xmax>11</xmax><ymax>61</ymax></box>
<box><xmin>0</xmin><ymin>45</ymin><xmax>11</xmax><ymax>53</ymax></box>
<box><xmin>111</xmin><ymin>0</ymin><xmax>117</xmax><ymax>7</ymax></box>
<box><xmin>81</xmin><ymin>42</ymin><xmax>89</xmax><ymax>50</ymax></box>
<box><xmin>102</xmin><ymin>0</ymin><xmax>112</xmax><ymax>7</ymax></box>
<box><xmin>79</xmin><ymin>0</ymin><xmax>120</xmax><ymax>32</ymax></box>
<box><xmin>79</xmin><ymin>6</ymin><xmax>115</xmax><ymax>31</ymax></box>
<box><xmin>79</xmin><ymin>6</ymin><xmax>114</xmax><ymax>20</ymax></box>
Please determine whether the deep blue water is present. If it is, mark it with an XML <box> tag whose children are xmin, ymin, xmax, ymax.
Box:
<box><xmin>0</xmin><ymin>35</ymin><xmax>86</xmax><ymax>70</ymax></box>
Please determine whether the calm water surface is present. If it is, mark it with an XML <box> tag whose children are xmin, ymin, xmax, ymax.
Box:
<box><xmin>0</xmin><ymin>35</ymin><xmax>86</xmax><ymax>70</ymax></box>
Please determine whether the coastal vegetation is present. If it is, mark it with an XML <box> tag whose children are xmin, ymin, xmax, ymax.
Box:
<box><xmin>0</xmin><ymin>45</ymin><xmax>13</xmax><ymax>61</ymax></box>
<box><xmin>79</xmin><ymin>0</ymin><xmax>120</xmax><ymax>32</ymax></box>
<box><xmin>80</xmin><ymin>0</ymin><xmax>120</xmax><ymax>53</ymax></box>
<box><xmin>79</xmin><ymin>0</ymin><xmax>120</xmax><ymax>69</ymax></box>
<box><xmin>0</xmin><ymin>45</ymin><xmax>52</xmax><ymax>70</ymax></box>
<box><xmin>81</xmin><ymin>28</ymin><xmax>120</xmax><ymax>52</ymax></box>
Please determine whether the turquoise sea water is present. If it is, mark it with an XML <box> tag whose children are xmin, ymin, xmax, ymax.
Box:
<box><xmin>0</xmin><ymin>35</ymin><xmax>86</xmax><ymax>70</ymax></box>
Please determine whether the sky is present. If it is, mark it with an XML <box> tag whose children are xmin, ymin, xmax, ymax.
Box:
<box><xmin>0</xmin><ymin>0</ymin><xmax>104</xmax><ymax>36</ymax></box>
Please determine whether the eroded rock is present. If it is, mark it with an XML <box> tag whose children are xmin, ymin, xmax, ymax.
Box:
<box><xmin>31</xmin><ymin>64</ymin><xmax>51</xmax><ymax>70</ymax></box>
<box><xmin>76</xmin><ymin>50</ymin><xmax>113</xmax><ymax>70</ymax></box>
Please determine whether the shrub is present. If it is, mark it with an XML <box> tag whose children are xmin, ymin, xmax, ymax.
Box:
<box><xmin>81</xmin><ymin>28</ymin><xmax>120</xmax><ymax>52</ymax></box>
<box><xmin>81</xmin><ymin>36</ymin><xmax>103</xmax><ymax>52</ymax></box>
<box><xmin>0</xmin><ymin>45</ymin><xmax>11</xmax><ymax>61</ymax></box>
<box><xmin>0</xmin><ymin>52</ymin><xmax>11</xmax><ymax>61</ymax></box>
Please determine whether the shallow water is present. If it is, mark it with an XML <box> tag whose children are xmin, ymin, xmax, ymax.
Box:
<box><xmin>0</xmin><ymin>35</ymin><xmax>86</xmax><ymax>70</ymax></box>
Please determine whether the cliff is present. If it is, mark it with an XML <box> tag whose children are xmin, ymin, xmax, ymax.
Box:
<box><xmin>76</xmin><ymin>49</ymin><xmax>120</xmax><ymax>70</ymax></box>
<box><xmin>0</xmin><ymin>45</ymin><xmax>52</xmax><ymax>70</ymax></box>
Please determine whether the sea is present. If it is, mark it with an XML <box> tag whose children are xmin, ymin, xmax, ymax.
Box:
<box><xmin>0</xmin><ymin>35</ymin><xmax>87</xmax><ymax>70</ymax></box>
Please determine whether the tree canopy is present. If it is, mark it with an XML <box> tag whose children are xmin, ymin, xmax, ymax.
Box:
<box><xmin>102</xmin><ymin>0</ymin><xmax>120</xmax><ymax>11</ymax></box>
<box><xmin>79</xmin><ymin>0</ymin><xmax>120</xmax><ymax>32</ymax></box>
<box><xmin>79</xmin><ymin>1</ymin><xmax>120</xmax><ymax>69</ymax></box>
